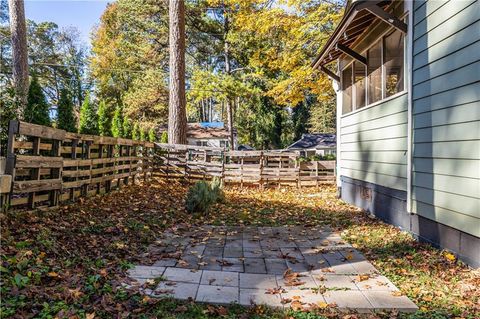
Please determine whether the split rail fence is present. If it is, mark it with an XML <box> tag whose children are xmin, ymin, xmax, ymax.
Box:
<box><xmin>0</xmin><ymin>121</ymin><xmax>335</xmax><ymax>211</ymax></box>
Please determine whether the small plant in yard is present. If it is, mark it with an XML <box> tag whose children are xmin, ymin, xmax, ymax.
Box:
<box><xmin>185</xmin><ymin>177</ymin><xmax>224</xmax><ymax>214</ymax></box>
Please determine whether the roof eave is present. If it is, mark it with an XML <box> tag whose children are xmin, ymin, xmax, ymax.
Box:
<box><xmin>312</xmin><ymin>0</ymin><xmax>384</xmax><ymax>69</ymax></box>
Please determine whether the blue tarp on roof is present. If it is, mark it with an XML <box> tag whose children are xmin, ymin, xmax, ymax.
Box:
<box><xmin>199</xmin><ymin>122</ymin><xmax>224</xmax><ymax>129</ymax></box>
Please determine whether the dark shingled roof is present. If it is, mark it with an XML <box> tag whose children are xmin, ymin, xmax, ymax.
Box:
<box><xmin>287</xmin><ymin>133</ymin><xmax>336</xmax><ymax>150</ymax></box>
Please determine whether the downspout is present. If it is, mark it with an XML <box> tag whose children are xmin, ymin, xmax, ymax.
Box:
<box><xmin>333</xmin><ymin>75</ymin><xmax>342</xmax><ymax>198</ymax></box>
<box><xmin>406</xmin><ymin>0</ymin><xmax>414</xmax><ymax>214</ymax></box>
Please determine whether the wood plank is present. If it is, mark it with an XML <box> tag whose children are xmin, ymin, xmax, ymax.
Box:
<box><xmin>13</xmin><ymin>179</ymin><xmax>62</xmax><ymax>193</ymax></box>
<box><xmin>63</xmin><ymin>159</ymin><xmax>92</xmax><ymax>167</ymax></box>
<box><xmin>14</xmin><ymin>141</ymin><xmax>52</xmax><ymax>151</ymax></box>
<box><xmin>18</xmin><ymin>121</ymin><xmax>66</xmax><ymax>140</ymax></box>
<box><xmin>16</xmin><ymin>155</ymin><xmax>63</xmax><ymax>168</ymax></box>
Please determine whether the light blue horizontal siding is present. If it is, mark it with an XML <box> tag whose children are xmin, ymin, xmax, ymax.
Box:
<box><xmin>413</xmin><ymin>40</ymin><xmax>480</xmax><ymax>85</ymax></box>
<box><xmin>413</xmin><ymin>0</ymin><xmax>447</xmax><ymax>25</ymax></box>
<box><xmin>340</xmin><ymin>94</ymin><xmax>408</xmax><ymax>191</ymax></box>
<box><xmin>413</xmin><ymin>21</ymin><xmax>480</xmax><ymax>70</ymax></box>
<box><xmin>413</xmin><ymin>140</ymin><xmax>479</xmax><ymax>159</ymax></box>
<box><xmin>413</xmin><ymin>158</ymin><xmax>480</xmax><ymax>179</ymax></box>
<box><xmin>413</xmin><ymin>1</ymin><xmax>479</xmax><ymax>56</ymax></box>
<box><xmin>412</xmin><ymin>62</ymin><xmax>480</xmax><ymax>100</ymax></box>
<box><xmin>413</xmin><ymin>0</ymin><xmax>476</xmax><ymax>41</ymax></box>
<box><xmin>414</xmin><ymin>102</ymin><xmax>480</xmax><ymax>128</ymax></box>
<box><xmin>413</xmin><ymin>121</ymin><xmax>480</xmax><ymax>143</ymax></box>
<box><xmin>341</xmin><ymin>151</ymin><xmax>406</xmax><ymax>165</ymax></box>
<box><xmin>413</xmin><ymin>82</ymin><xmax>480</xmax><ymax>115</ymax></box>
<box><xmin>412</xmin><ymin>0</ymin><xmax>480</xmax><ymax>236</ymax></box>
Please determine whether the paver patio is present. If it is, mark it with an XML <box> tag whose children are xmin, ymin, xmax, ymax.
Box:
<box><xmin>128</xmin><ymin>225</ymin><xmax>417</xmax><ymax>313</ymax></box>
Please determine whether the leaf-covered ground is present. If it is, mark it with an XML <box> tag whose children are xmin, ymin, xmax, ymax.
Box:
<box><xmin>1</xmin><ymin>179</ymin><xmax>478</xmax><ymax>318</ymax></box>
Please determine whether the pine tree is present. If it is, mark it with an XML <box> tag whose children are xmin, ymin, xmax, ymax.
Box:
<box><xmin>57</xmin><ymin>88</ymin><xmax>76</xmax><ymax>132</ymax></box>
<box><xmin>97</xmin><ymin>100</ymin><xmax>111</xmax><ymax>136</ymax></box>
<box><xmin>123</xmin><ymin>117</ymin><xmax>132</xmax><ymax>139</ymax></box>
<box><xmin>140</xmin><ymin>128</ymin><xmax>146</xmax><ymax>141</ymax></box>
<box><xmin>79</xmin><ymin>92</ymin><xmax>98</xmax><ymax>134</ymax></box>
<box><xmin>132</xmin><ymin>122</ymin><xmax>140</xmax><ymax>140</ymax></box>
<box><xmin>24</xmin><ymin>75</ymin><xmax>50</xmax><ymax>126</ymax></box>
<box><xmin>111</xmin><ymin>105</ymin><xmax>123</xmax><ymax>137</ymax></box>
<box><xmin>160</xmin><ymin>131</ymin><xmax>168</xmax><ymax>143</ymax></box>
<box><xmin>148</xmin><ymin>127</ymin><xmax>156</xmax><ymax>142</ymax></box>
<box><xmin>8</xmin><ymin>0</ymin><xmax>29</xmax><ymax>114</ymax></box>
<box><xmin>168</xmin><ymin>0</ymin><xmax>187</xmax><ymax>144</ymax></box>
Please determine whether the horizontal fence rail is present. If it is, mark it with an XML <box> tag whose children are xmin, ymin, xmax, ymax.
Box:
<box><xmin>153</xmin><ymin>143</ymin><xmax>335</xmax><ymax>188</ymax></box>
<box><xmin>0</xmin><ymin>121</ymin><xmax>335</xmax><ymax>211</ymax></box>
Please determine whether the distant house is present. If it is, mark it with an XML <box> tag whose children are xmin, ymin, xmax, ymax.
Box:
<box><xmin>287</xmin><ymin>133</ymin><xmax>336</xmax><ymax>157</ymax></box>
<box><xmin>314</xmin><ymin>0</ymin><xmax>479</xmax><ymax>266</ymax></box>
<box><xmin>187</xmin><ymin>122</ymin><xmax>237</xmax><ymax>149</ymax></box>
<box><xmin>237</xmin><ymin>144</ymin><xmax>255</xmax><ymax>151</ymax></box>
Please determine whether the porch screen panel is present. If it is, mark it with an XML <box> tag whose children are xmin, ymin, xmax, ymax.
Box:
<box><xmin>354</xmin><ymin>62</ymin><xmax>366</xmax><ymax>109</ymax></box>
<box><xmin>384</xmin><ymin>30</ymin><xmax>404</xmax><ymax>97</ymax></box>
<box><xmin>342</xmin><ymin>65</ymin><xmax>353</xmax><ymax>114</ymax></box>
<box><xmin>367</xmin><ymin>40</ymin><xmax>382</xmax><ymax>103</ymax></box>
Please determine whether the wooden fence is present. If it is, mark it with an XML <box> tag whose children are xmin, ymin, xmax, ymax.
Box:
<box><xmin>2</xmin><ymin>120</ymin><xmax>154</xmax><ymax>210</ymax></box>
<box><xmin>0</xmin><ymin>121</ymin><xmax>335</xmax><ymax>211</ymax></box>
<box><xmin>154</xmin><ymin>144</ymin><xmax>335</xmax><ymax>187</ymax></box>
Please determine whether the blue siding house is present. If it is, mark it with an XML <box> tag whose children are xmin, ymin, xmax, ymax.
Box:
<box><xmin>314</xmin><ymin>0</ymin><xmax>479</xmax><ymax>266</ymax></box>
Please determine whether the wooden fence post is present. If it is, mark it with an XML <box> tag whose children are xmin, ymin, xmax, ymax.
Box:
<box><xmin>70</xmin><ymin>139</ymin><xmax>78</xmax><ymax>201</ymax></box>
<box><xmin>49</xmin><ymin>139</ymin><xmax>61</xmax><ymax>206</ymax></box>
<box><xmin>4</xmin><ymin>120</ymin><xmax>19</xmax><ymax>209</ymax></box>
<box><xmin>259</xmin><ymin>151</ymin><xmax>264</xmax><ymax>190</ymax></box>
<box><xmin>105</xmin><ymin>145</ymin><xmax>113</xmax><ymax>192</ymax></box>
<box><xmin>27</xmin><ymin>136</ymin><xmax>41</xmax><ymax>209</ymax></box>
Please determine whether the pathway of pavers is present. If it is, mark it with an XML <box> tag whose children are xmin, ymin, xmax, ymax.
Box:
<box><xmin>127</xmin><ymin>225</ymin><xmax>417</xmax><ymax>313</ymax></box>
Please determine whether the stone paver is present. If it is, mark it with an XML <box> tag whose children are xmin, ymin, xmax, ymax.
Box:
<box><xmin>315</xmin><ymin>274</ymin><xmax>358</xmax><ymax>290</ymax></box>
<box><xmin>240</xmin><ymin>288</ymin><xmax>283</xmax><ymax>307</ymax></box>
<box><xmin>363</xmin><ymin>291</ymin><xmax>418</xmax><ymax>312</ymax></box>
<box><xmin>196</xmin><ymin>285</ymin><xmax>239</xmax><ymax>304</ymax></box>
<box><xmin>163</xmin><ymin>267</ymin><xmax>202</xmax><ymax>283</ymax></box>
<box><xmin>240</xmin><ymin>273</ymin><xmax>278</xmax><ymax>289</ymax></box>
<box><xmin>323</xmin><ymin>290</ymin><xmax>373</xmax><ymax>313</ymax></box>
<box><xmin>201</xmin><ymin>270</ymin><xmax>239</xmax><ymax>287</ymax></box>
<box><xmin>127</xmin><ymin>225</ymin><xmax>417</xmax><ymax>312</ymax></box>
<box><xmin>128</xmin><ymin>266</ymin><xmax>165</xmax><ymax>279</ymax></box>
<box><xmin>155</xmin><ymin>281</ymin><xmax>199</xmax><ymax>300</ymax></box>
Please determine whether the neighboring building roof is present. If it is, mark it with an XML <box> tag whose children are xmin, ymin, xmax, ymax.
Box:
<box><xmin>287</xmin><ymin>133</ymin><xmax>336</xmax><ymax>150</ymax></box>
<box><xmin>187</xmin><ymin>122</ymin><xmax>233</xmax><ymax>139</ymax></box>
<box><xmin>312</xmin><ymin>0</ymin><xmax>394</xmax><ymax>68</ymax></box>
<box><xmin>237</xmin><ymin>144</ymin><xmax>255</xmax><ymax>151</ymax></box>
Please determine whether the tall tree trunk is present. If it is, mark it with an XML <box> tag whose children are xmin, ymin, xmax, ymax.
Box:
<box><xmin>168</xmin><ymin>0</ymin><xmax>187</xmax><ymax>144</ymax></box>
<box><xmin>8</xmin><ymin>0</ymin><xmax>29</xmax><ymax>117</ymax></box>
<box><xmin>223</xmin><ymin>9</ymin><xmax>234</xmax><ymax>149</ymax></box>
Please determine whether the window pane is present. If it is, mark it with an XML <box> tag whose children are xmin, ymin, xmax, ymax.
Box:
<box><xmin>354</xmin><ymin>62</ymin><xmax>366</xmax><ymax>109</ymax></box>
<box><xmin>367</xmin><ymin>40</ymin><xmax>382</xmax><ymax>103</ymax></box>
<box><xmin>384</xmin><ymin>30</ymin><xmax>404</xmax><ymax>97</ymax></box>
<box><xmin>342</xmin><ymin>65</ymin><xmax>353</xmax><ymax>114</ymax></box>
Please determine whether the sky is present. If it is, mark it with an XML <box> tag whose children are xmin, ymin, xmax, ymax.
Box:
<box><xmin>24</xmin><ymin>0</ymin><xmax>110</xmax><ymax>45</ymax></box>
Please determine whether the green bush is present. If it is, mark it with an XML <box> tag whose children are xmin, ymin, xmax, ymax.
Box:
<box><xmin>185</xmin><ymin>178</ymin><xmax>224</xmax><ymax>214</ymax></box>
